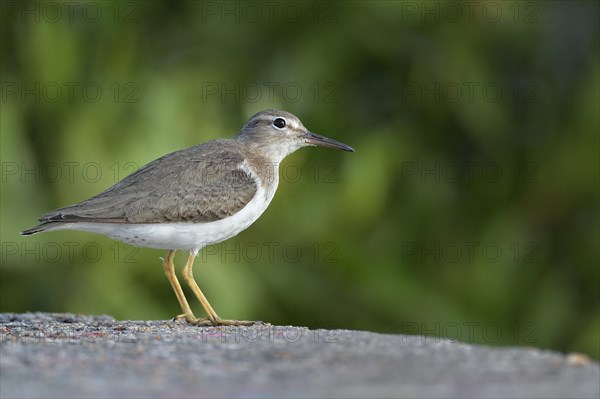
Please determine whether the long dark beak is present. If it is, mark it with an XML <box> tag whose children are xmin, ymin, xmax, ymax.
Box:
<box><xmin>304</xmin><ymin>131</ymin><xmax>355</xmax><ymax>152</ymax></box>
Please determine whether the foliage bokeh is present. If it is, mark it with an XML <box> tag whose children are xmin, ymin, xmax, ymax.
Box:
<box><xmin>1</xmin><ymin>1</ymin><xmax>598</xmax><ymax>359</ymax></box>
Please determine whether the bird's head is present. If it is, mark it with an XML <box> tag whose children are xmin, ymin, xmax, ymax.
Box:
<box><xmin>236</xmin><ymin>109</ymin><xmax>354</xmax><ymax>163</ymax></box>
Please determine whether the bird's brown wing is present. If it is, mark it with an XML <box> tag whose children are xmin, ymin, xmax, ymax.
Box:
<box><xmin>38</xmin><ymin>140</ymin><xmax>257</xmax><ymax>224</ymax></box>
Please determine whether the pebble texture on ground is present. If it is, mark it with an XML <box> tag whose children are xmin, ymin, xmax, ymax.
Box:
<box><xmin>1</xmin><ymin>313</ymin><xmax>598</xmax><ymax>398</ymax></box>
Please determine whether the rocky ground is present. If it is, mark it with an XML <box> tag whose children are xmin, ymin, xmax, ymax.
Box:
<box><xmin>1</xmin><ymin>313</ymin><xmax>598</xmax><ymax>398</ymax></box>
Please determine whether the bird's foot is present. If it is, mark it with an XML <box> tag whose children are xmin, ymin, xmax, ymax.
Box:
<box><xmin>210</xmin><ymin>317</ymin><xmax>264</xmax><ymax>326</ymax></box>
<box><xmin>172</xmin><ymin>313</ymin><xmax>209</xmax><ymax>325</ymax></box>
<box><xmin>172</xmin><ymin>313</ymin><xmax>267</xmax><ymax>327</ymax></box>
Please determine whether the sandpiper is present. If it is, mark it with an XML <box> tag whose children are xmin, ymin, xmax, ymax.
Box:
<box><xmin>22</xmin><ymin>109</ymin><xmax>354</xmax><ymax>326</ymax></box>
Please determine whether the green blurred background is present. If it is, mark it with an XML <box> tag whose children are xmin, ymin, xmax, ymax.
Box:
<box><xmin>1</xmin><ymin>1</ymin><xmax>598</xmax><ymax>359</ymax></box>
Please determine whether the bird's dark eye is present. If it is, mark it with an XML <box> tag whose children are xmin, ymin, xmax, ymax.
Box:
<box><xmin>273</xmin><ymin>118</ymin><xmax>286</xmax><ymax>129</ymax></box>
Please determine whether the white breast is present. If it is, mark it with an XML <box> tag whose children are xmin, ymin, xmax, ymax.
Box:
<box><xmin>52</xmin><ymin>161</ymin><xmax>279</xmax><ymax>254</ymax></box>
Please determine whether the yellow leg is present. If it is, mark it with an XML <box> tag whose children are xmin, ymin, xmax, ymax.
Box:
<box><xmin>182</xmin><ymin>252</ymin><xmax>256</xmax><ymax>326</ymax></box>
<box><xmin>162</xmin><ymin>250</ymin><xmax>206</xmax><ymax>324</ymax></box>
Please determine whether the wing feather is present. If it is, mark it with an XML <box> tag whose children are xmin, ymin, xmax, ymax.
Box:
<box><xmin>39</xmin><ymin>140</ymin><xmax>257</xmax><ymax>224</ymax></box>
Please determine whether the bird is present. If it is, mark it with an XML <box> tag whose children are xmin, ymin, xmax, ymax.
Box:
<box><xmin>21</xmin><ymin>109</ymin><xmax>355</xmax><ymax>326</ymax></box>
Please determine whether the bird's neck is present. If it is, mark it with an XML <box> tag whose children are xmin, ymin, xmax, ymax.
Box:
<box><xmin>242</xmin><ymin>152</ymin><xmax>281</xmax><ymax>190</ymax></box>
<box><xmin>237</xmin><ymin>136</ymin><xmax>303</xmax><ymax>165</ymax></box>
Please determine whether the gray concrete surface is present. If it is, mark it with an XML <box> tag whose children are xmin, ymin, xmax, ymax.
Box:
<box><xmin>0</xmin><ymin>313</ymin><xmax>598</xmax><ymax>398</ymax></box>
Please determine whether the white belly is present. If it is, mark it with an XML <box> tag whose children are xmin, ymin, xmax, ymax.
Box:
<box><xmin>52</xmin><ymin>174</ymin><xmax>278</xmax><ymax>254</ymax></box>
